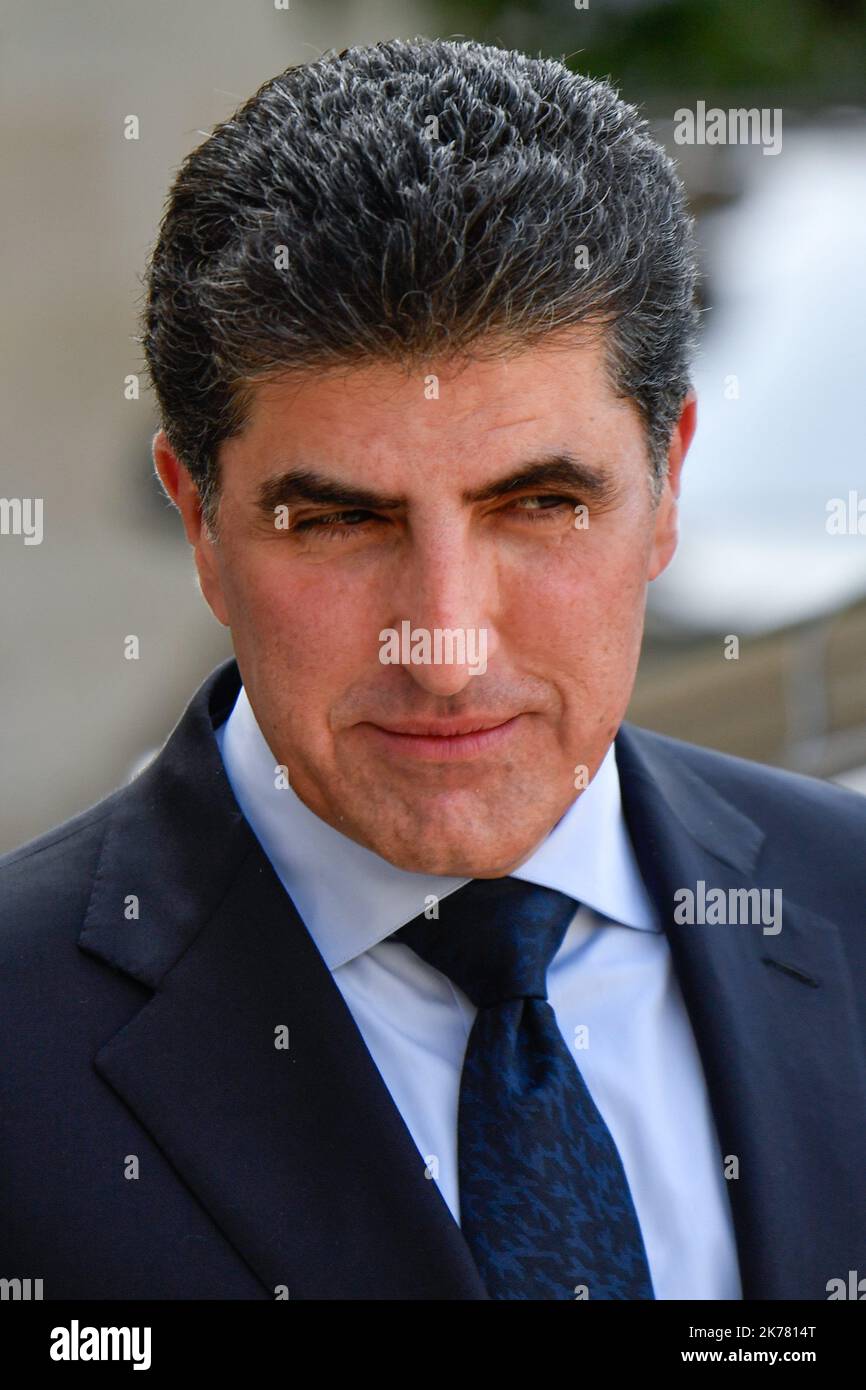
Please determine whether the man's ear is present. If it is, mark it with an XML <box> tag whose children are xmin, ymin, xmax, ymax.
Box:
<box><xmin>151</xmin><ymin>429</ymin><xmax>231</xmax><ymax>627</ymax></box>
<box><xmin>647</xmin><ymin>390</ymin><xmax>697</xmax><ymax>582</ymax></box>
<box><xmin>152</xmin><ymin>429</ymin><xmax>207</xmax><ymax>547</ymax></box>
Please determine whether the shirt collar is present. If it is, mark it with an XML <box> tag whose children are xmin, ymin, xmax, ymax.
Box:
<box><xmin>214</xmin><ymin>683</ymin><xmax>659</xmax><ymax>970</ymax></box>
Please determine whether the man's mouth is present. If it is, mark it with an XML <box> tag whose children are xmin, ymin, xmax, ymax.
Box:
<box><xmin>359</xmin><ymin>714</ymin><xmax>524</xmax><ymax>762</ymax></box>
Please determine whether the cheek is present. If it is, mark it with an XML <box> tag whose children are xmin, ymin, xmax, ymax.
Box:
<box><xmin>501</xmin><ymin>530</ymin><xmax>648</xmax><ymax>659</ymax></box>
<box><xmin>232</xmin><ymin>551</ymin><xmax>380</xmax><ymax>675</ymax></box>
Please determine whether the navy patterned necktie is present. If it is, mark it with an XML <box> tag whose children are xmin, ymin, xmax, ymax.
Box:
<box><xmin>392</xmin><ymin>877</ymin><xmax>655</xmax><ymax>1300</ymax></box>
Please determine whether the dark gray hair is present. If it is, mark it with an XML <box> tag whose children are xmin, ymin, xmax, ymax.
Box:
<box><xmin>139</xmin><ymin>36</ymin><xmax>700</xmax><ymax>532</ymax></box>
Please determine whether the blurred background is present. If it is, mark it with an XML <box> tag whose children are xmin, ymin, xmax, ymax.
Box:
<box><xmin>2</xmin><ymin>0</ymin><xmax>866</xmax><ymax>853</ymax></box>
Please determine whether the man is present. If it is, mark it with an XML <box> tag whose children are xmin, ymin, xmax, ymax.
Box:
<box><xmin>1</xmin><ymin>37</ymin><xmax>864</xmax><ymax>1302</ymax></box>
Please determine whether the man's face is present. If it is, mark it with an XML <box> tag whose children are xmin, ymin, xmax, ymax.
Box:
<box><xmin>156</xmin><ymin>332</ymin><xmax>695</xmax><ymax>876</ymax></box>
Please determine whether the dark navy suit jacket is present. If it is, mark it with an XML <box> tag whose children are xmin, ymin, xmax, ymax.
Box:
<box><xmin>2</xmin><ymin>657</ymin><xmax>865</xmax><ymax>1299</ymax></box>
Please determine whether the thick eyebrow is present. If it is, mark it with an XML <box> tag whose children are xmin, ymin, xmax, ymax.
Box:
<box><xmin>254</xmin><ymin>452</ymin><xmax>617</xmax><ymax>518</ymax></box>
<box><xmin>255</xmin><ymin>469</ymin><xmax>404</xmax><ymax>516</ymax></box>
<box><xmin>463</xmin><ymin>454</ymin><xmax>618</xmax><ymax>505</ymax></box>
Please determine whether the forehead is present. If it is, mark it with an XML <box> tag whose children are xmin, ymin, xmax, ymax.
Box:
<box><xmin>221</xmin><ymin>331</ymin><xmax>644</xmax><ymax>492</ymax></box>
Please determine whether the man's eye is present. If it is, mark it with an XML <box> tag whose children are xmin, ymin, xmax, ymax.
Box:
<box><xmin>293</xmin><ymin>509</ymin><xmax>378</xmax><ymax>536</ymax></box>
<box><xmin>510</xmin><ymin>494</ymin><xmax>576</xmax><ymax>518</ymax></box>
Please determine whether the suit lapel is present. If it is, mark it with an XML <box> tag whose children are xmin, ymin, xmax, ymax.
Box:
<box><xmin>80</xmin><ymin>659</ymin><xmax>488</xmax><ymax>1300</ymax></box>
<box><xmin>615</xmin><ymin>723</ymin><xmax>866</xmax><ymax>1299</ymax></box>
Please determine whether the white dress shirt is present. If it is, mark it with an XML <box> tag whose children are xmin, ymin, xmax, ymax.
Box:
<box><xmin>214</xmin><ymin>684</ymin><xmax>742</xmax><ymax>1299</ymax></box>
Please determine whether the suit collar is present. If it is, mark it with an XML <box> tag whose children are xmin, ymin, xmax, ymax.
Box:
<box><xmin>80</xmin><ymin>658</ymin><xmax>251</xmax><ymax>989</ymax></box>
<box><xmin>615</xmin><ymin>722</ymin><xmax>866</xmax><ymax>1299</ymax></box>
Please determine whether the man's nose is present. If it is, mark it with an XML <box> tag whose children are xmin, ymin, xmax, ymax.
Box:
<box><xmin>387</xmin><ymin>526</ymin><xmax>498</xmax><ymax>697</ymax></box>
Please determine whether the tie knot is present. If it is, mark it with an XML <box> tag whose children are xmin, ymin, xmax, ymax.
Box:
<box><xmin>391</xmin><ymin>878</ymin><xmax>578</xmax><ymax>1008</ymax></box>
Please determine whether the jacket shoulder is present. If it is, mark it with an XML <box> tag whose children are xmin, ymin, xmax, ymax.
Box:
<box><xmin>619</xmin><ymin>722</ymin><xmax>866</xmax><ymax>836</ymax></box>
<box><xmin>1</xmin><ymin>788</ymin><xmax>122</xmax><ymax>866</ymax></box>
<box><xmin>0</xmin><ymin>786</ymin><xmax>126</xmax><ymax>958</ymax></box>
